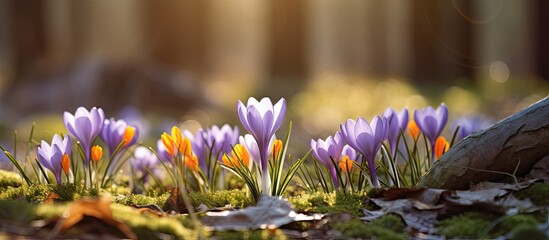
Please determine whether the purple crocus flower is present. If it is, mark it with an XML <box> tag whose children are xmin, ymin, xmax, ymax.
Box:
<box><xmin>37</xmin><ymin>134</ymin><xmax>72</xmax><ymax>185</ymax></box>
<box><xmin>453</xmin><ymin>116</ymin><xmax>491</xmax><ymax>141</ymax></box>
<box><xmin>239</xmin><ymin>134</ymin><xmax>261</xmax><ymax>166</ymax></box>
<box><xmin>311</xmin><ymin>132</ymin><xmax>344</xmax><ymax>189</ymax></box>
<box><xmin>183</xmin><ymin>125</ymin><xmax>239</xmax><ymax>181</ymax></box>
<box><xmin>207</xmin><ymin>124</ymin><xmax>240</xmax><ymax>156</ymax></box>
<box><xmin>237</xmin><ymin>97</ymin><xmax>286</xmax><ymax>195</ymax></box>
<box><xmin>131</xmin><ymin>146</ymin><xmax>160</xmax><ymax>183</ymax></box>
<box><xmin>414</xmin><ymin>104</ymin><xmax>448</xmax><ymax>159</ymax></box>
<box><xmin>382</xmin><ymin>108</ymin><xmax>408</xmax><ymax>156</ymax></box>
<box><xmin>63</xmin><ymin>107</ymin><xmax>104</xmax><ymax>166</ymax></box>
<box><xmin>342</xmin><ymin>145</ymin><xmax>359</xmax><ymax>162</ymax></box>
<box><xmin>340</xmin><ymin>116</ymin><xmax>388</xmax><ymax>188</ymax></box>
<box><xmin>100</xmin><ymin>118</ymin><xmax>139</xmax><ymax>155</ymax></box>
<box><xmin>184</xmin><ymin>129</ymin><xmax>208</xmax><ymax>171</ymax></box>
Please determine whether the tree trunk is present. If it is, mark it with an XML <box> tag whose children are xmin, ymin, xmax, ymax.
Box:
<box><xmin>418</xmin><ymin>96</ymin><xmax>549</xmax><ymax>189</ymax></box>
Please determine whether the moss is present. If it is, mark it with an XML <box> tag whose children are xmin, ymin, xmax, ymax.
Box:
<box><xmin>437</xmin><ymin>212</ymin><xmax>493</xmax><ymax>238</ymax></box>
<box><xmin>371</xmin><ymin>214</ymin><xmax>406</xmax><ymax>233</ymax></box>
<box><xmin>209</xmin><ymin>229</ymin><xmax>286</xmax><ymax>240</ymax></box>
<box><xmin>0</xmin><ymin>184</ymin><xmax>52</xmax><ymax>202</ymax></box>
<box><xmin>288</xmin><ymin>192</ymin><xmax>333</xmax><ymax>212</ymax></box>
<box><xmin>0</xmin><ymin>197</ymin><xmax>197</xmax><ymax>239</ymax></box>
<box><xmin>288</xmin><ymin>192</ymin><xmax>365</xmax><ymax>215</ymax></box>
<box><xmin>314</xmin><ymin>192</ymin><xmax>364</xmax><ymax>215</ymax></box>
<box><xmin>334</xmin><ymin>218</ymin><xmax>407</xmax><ymax>240</ymax></box>
<box><xmin>511</xmin><ymin>224</ymin><xmax>548</xmax><ymax>240</ymax></box>
<box><xmin>53</xmin><ymin>184</ymin><xmax>99</xmax><ymax>201</ymax></box>
<box><xmin>111</xmin><ymin>204</ymin><xmax>196</xmax><ymax>239</ymax></box>
<box><xmin>116</xmin><ymin>192</ymin><xmax>170</xmax><ymax>206</ymax></box>
<box><xmin>0</xmin><ymin>200</ymin><xmax>38</xmax><ymax>224</ymax></box>
<box><xmin>0</xmin><ymin>170</ymin><xmax>23</xmax><ymax>189</ymax></box>
<box><xmin>189</xmin><ymin>190</ymin><xmax>253</xmax><ymax>209</ymax></box>
<box><xmin>515</xmin><ymin>182</ymin><xmax>549</xmax><ymax>205</ymax></box>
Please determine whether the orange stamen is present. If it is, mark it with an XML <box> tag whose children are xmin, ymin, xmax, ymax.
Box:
<box><xmin>61</xmin><ymin>154</ymin><xmax>70</xmax><ymax>175</ymax></box>
<box><xmin>434</xmin><ymin>136</ymin><xmax>449</xmax><ymax>160</ymax></box>
<box><xmin>407</xmin><ymin>120</ymin><xmax>420</xmax><ymax>140</ymax></box>
<box><xmin>339</xmin><ymin>155</ymin><xmax>353</xmax><ymax>173</ymax></box>
<box><xmin>122</xmin><ymin>126</ymin><xmax>136</xmax><ymax>147</ymax></box>
<box><xmin>91</xmin><ymin>145</ymin><xmax>103</xmax><ymax>165</ymax></box>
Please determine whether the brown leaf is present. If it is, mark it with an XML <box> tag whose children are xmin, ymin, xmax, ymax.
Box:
<box><xmin>43</xmin><ymin>192</ymin><xmax>60</xmax><ymax>204</ymax></box>
<box><xmin>162</xmin><ymin>187</ymin><xmax>189</xmax><ymax>214</ymax></box>
<box><xmin>363</xmin><ymin>198</ymin><xmax>439</xmax><ymax>233</ymax></box>
<box><xmin>50</xmin><ymin>195</ymin><xmax>137</xmax><ymax>239</ymax></box>
<box><xmin>131</xmin><ymin>204</ymin><xmax>165</xmax><ymax>218</ymax></box>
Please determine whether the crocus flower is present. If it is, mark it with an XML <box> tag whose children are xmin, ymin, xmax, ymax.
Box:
<box><xmin>100</xmin><ymin>118</ymin><xmax>139</xmax><ymax>155</ymax></box>
<box><xmin>61</xmin><ymin>154</ymin><xmax>70</xmax><ymax>177</ymax></box>
<box><xmin>382</xmin><ymin>108</ymin><xmax>408</xmax><ymax>156</ymax></box>
<box><xmin>407</xmin><ymin>120</ymin><xmax>420</xmax><ymax>141</ymax></box>
<box><xmin>340</xmin><ymin>116</ymin><xmax>388</xmax><ymax>188</ymax></box>
<box><xmin>434</xmin><ymin>136</ymin><xmax>449</xmax><ymax>160</ymax></box>
<box><xmin>239</xmin><ymin>134</ymin><xmax>266</xmax><ymax>166</ymax></box>
<box><xmin>222</xmin><ymin>144</ymin><xmax>252</xmax><ymax>169</ymax></box>
<box><xmin>311</xmin><ymin>132</ymin><xmax>344</xmax><ymax>189</ymax></box>
<box><xmin>184</xmin><ymin>125</ymin><xmax>239</xmax><ymax>179</ymax></box>
<box><xmin>414</xmin><ymin>104</ymin><xmax>448</xmax><ymax>157</ymax></box>
<box><xmin>91</xmin><ymin>145</ymin><xmax>102</xmax><ymax>166</ymax></box>
<box><xmin>207</xmin><ymin>124</ymin><xmax>240</xmax><ymax>156</ymax></box>
<box><xmin>131</xmin><ymin>146</ymin><xmax>160</xmax><ymax>183</ymax></box>
<box><xmin>342</xmin><ymin>145</ymin><xmax>359</xmax><ymax>162</ymax></box>
<box><xmin>272</xmin><ymin>139</ymin><xmax>283</xmax><ymax>161</ymax></box>
<box><xmin>452</xmin><ymin>116</ymin><xmax>491</xmax><ymax>142</ymax></box>
<box><xmin>37</xmin><ymin>134</ymin><xmax>72</xmax><ymax>185</ymax></box>
<box><xmin>156</xmin><ymin>139</ymin><xmax>173</xmax><ymax>163</ymax></box>
<box><xmin>63</xmin><ymin>107</ymin><xmax>104</xmax><ymax>166</ymax></box>
<box><xmin>339</xmin><ymin>156</ymin><xmax>353</xmax><ymax>174</ymax></box>
<box><xmin>237</xmin><ymin>97</ymin><xmax>286</xmax><ymax>195</ymax></box>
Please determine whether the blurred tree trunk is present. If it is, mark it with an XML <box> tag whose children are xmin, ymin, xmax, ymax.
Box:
<box><xmin>418</xmin><ymin>97</ymin><xmax>549</xmax><ymax>189</ymax></box>
<box><xmin>412</xmin><ymin>0</ymin><xmax>474</xmax><ymax>82</ymax></box>
<box><xmin>268</xmin><ymin>0</ymin><xmax>307</xmax><ymax>95</ymax></box>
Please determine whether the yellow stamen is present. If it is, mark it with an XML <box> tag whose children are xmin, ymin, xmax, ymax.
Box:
<box><xmin>91</xmin><ymin>145</ymin><xmax>103</xmax><ymax>165</ymax></box>
<box><xmin>61</xmin><ymin>154</ymin><xmax>70</xmax><ymax>175</ymax></box>
<box><xmin>161</xmin><ymin>132</ymin><xmax>176</xmax><ymax>157</ymax></box>
<box><xmin>339</xmin><ymin>155</ymin><xmax>353</xmax><ymax>173</ymax></box>
<box><xmin>407</xmin><ymin>120</ymin><xmax>420</xmax><ymax>140</ymax></box>
<box><xmin>272</xmin><ymin>139</ymin><xmax>283</xmax><ymax>161</ymax></box>
<box><xmin>122</xmin><ymin>126</ymin><xmax>136</xmax><ymax>147</ymax></box>
<box><xmin>434</xmin><ymin>136</ymin><xmax>449</xmax><ymax>160</ymax></box>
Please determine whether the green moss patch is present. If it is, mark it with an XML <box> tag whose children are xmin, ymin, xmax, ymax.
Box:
<box><xmin>515</xmin><ymin>182</ymin><xmax>549</xmax><ymax>205</ymax></box>
<box><xmin>334</xmin><ymin>215</ymin><xmax>407</xmax><ymax>240</ymax></box>
<box><xmin>0</xmin><ymin>169</ymin><xmax>23</xmax><ymax>189</ymax></box>
<box><xmin>288</xmin><ymin>192</ymin><xmax>365</xmax><ymax>215</ymax></box>
<box><xmin>189</xmin><ymin>190</ymin><xmax>253</xmax><ymax>209</ymax></box>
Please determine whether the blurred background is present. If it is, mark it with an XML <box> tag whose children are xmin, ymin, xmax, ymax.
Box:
<box><xmin>0</xmin><ymin>0</ymin><xmax>548</xmax><ymax>153</ymax></box>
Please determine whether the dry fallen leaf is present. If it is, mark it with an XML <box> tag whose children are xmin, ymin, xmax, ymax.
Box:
<box><xmin>46</xmin><ymin>195</ymin><xmax>136</xmax><ymax>239</ymax></box>
<box><xmin>43</xmin><ymin>192</ymin><xmax>60</xmax><ymax>204</ymax></box>
<box><xmin>362</xmin><ymin>180</ymin><xmax>540</xmax><ymax>234</ymax></box>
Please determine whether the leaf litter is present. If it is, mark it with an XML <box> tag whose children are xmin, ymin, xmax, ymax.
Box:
<box><xmin>362</xmin><ymin>179</ymin><xmax>542</xmax><ymax>235</ymax></box>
